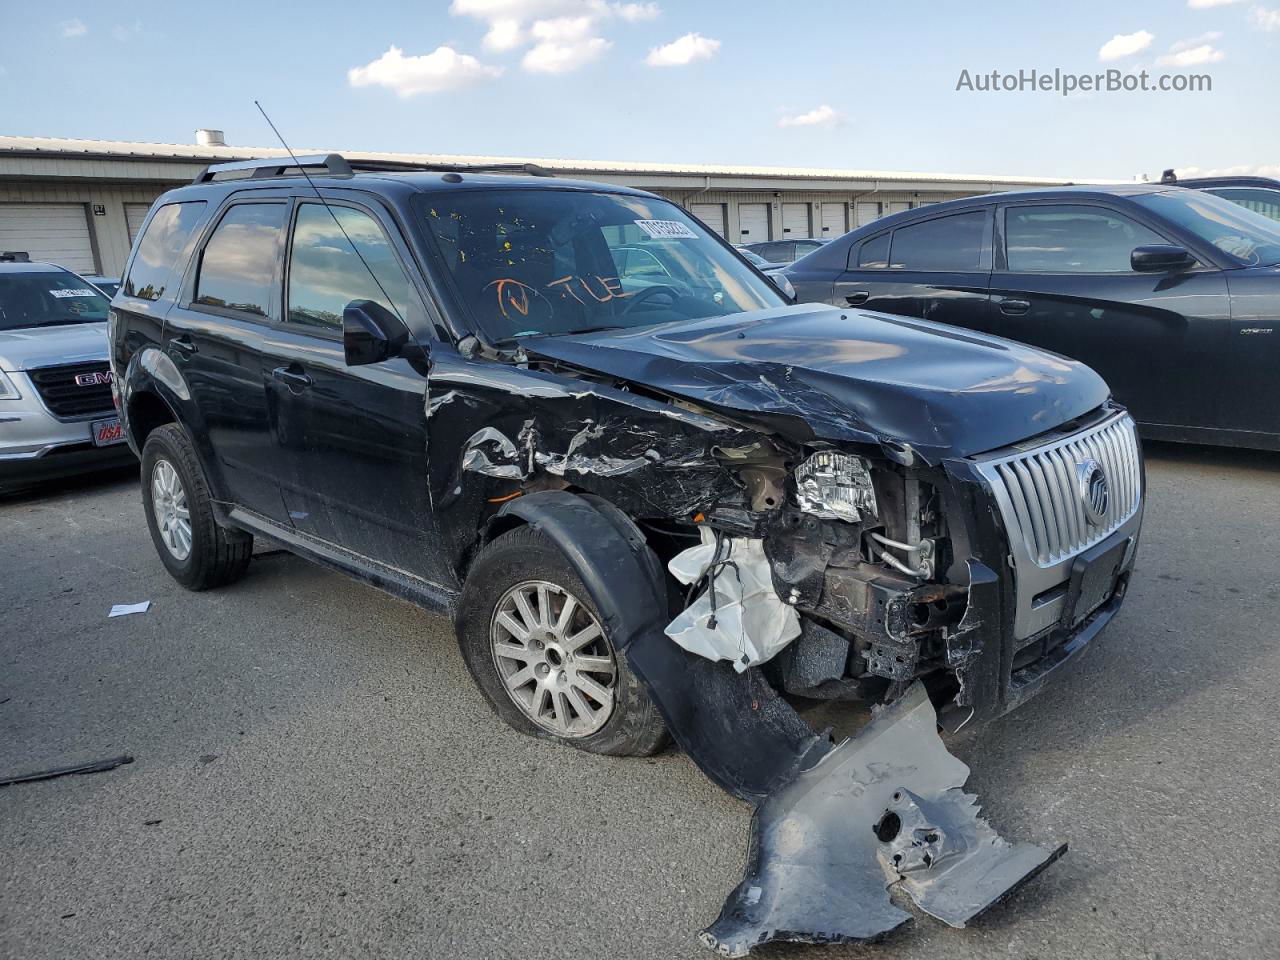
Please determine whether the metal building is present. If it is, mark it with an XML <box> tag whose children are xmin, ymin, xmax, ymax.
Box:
<box><xmin>0</xmin><ymin>133</ymin><xmax>1097</xmax><ymax>277</ymax></box>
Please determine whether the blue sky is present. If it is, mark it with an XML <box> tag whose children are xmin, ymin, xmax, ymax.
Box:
<box><xmin>4</xmin><ymin>0</ymin><xmax>1278</xmax><ymax>180</ymax></box>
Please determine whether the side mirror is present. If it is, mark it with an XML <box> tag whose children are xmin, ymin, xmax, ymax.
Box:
<box><xmin>343</xmin><ymin>299</ymin><xmax>408</xmax><ymax>366</ymax></box>
<box><xmin>1131</xmin><ymin>244</ymin><xmax>1197</xmax><ymax>273</ymax></box>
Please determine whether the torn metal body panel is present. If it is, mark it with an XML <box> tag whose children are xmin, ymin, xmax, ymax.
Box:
<box><xmin>701</xmin><ymin>683</ymin><xmax>1065</xmax><ymax>957</ymax></box>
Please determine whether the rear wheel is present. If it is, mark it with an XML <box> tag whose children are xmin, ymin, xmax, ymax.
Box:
<box><xmin>140</xmin><ymin>424</ymin><xmax>252</xmax><ymax>590</ymax></box>
<box><xmin>457</xmin><ymin>526</ymin><xmax>667</xmax><ymax>756</ymax></box>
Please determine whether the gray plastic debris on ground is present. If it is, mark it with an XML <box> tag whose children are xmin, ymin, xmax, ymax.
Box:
<box><xmin>700</xmin><ymin>682</ymin><xmax>1066</xmax><ymax>956</ymax></box>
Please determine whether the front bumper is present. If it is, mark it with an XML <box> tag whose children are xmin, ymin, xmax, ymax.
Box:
<box><xmin>0</xmin><ymin>369</ymin><xmax>134</xmax><ymax>491</ymax></box>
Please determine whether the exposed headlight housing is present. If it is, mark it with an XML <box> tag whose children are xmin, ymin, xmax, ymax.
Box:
<box><xmin>794</xmin><ymin>451</ymin><xmax>878</xmax><ymax>523</ymax></box>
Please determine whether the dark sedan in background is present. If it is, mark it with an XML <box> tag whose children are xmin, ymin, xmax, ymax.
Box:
<box><xmin>786</xmin><ymin>185</ymin><xmax>1280</xmax><ymax>451</ymax></box>
<box><xmin>743</xmin><ymin>237</ymin><xmax>830</xmax><ymax>264</ymax></box>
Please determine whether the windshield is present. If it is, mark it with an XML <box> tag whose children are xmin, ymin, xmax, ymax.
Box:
<box><xmin>0</xmin><ymin>270</ymin><xmax>111</xmax><ymax>330</ymax></box>
<box><xmin>739</xmin><ymin>249</ymin><xmax>769</xmax><ymax>267</ymax></box>
<box><xmin>416</xmin><ymin>189</ymin><xmax>783</xmax><ymax>342</ymax></box>
<box><xmin>1133</xmin><ymin>190</ymin><xmax>1280</xmax><ymax>267</ymax></box>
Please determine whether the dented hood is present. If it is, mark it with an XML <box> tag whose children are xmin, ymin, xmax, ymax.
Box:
<box><xmin>519</xmin><ymin>304</ymin><xmax>1110</xmax><ymax>460</ymax></box>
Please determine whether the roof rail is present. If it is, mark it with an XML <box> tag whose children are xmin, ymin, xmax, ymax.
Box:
<box><xmin>0</xmin><ymin>251</ymin><xmax>31</xmax><ymax>262</ymax></box>
<box><xmin>193</xmin><ymin>153</ymin><xmax>353</xmax><ymax>184</ymax></box>
<box><xmin>192</xmin><ymin>153</ymin><xmax>556</xmax><ymax>185</ymax></box>
<box><xmin>346</xmin><ymin>158</ymin><xmax>556</xmax><ymax>178</ymax></box>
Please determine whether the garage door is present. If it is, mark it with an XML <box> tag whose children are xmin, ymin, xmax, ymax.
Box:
<box><xmin>690</xmin><ymin>203</ymin><xmax>726</xmax><ymax>237</ymax></box>
<box><xmin>820</xmin><ymin>203</ymin><xmax>848</xmax><ymax>238</ymax></box>
<box><xmin>855</xmin><ymin>201</ymin><xmax>882</xmax><ymax>226</ymax></box>
<box><xmin>887</xmin><ymin>201</ymin><xmax>912</xmax><ymax>215</ymax></box>
<box><xmin>125</xmin><ymin>203</ymin><xmax>152</xmax><ymax>246</ymax></box>
<box><xmin>738</xmin><ymin>203</ymin><xmax>770</xmax><ymax>243</ymax></box>
<box><xmin>0</xmin><ymin>203</ymin><xmax>97</xmax><ymax>274</ymax></box>
<box><xmin>782</xmin><ymin>203</ymin><xmax>811</xmax><ymax>238</ymax></box>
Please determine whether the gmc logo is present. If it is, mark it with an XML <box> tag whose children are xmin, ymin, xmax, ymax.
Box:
<box><xmin>75</xmin><ymin>371</ymin><xmax>113</xmax><ymax>387</ymax></box>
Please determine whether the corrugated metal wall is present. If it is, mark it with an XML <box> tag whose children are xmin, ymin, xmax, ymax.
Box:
<box><xmin>646</xmin><ymin>188</ymin><xmax>984</xmax><ymax>244</ymax></box>
<box><xmin>0</xmin><ymin>182</ymin><xmax>168</xmax><ymax>275</ymax></box>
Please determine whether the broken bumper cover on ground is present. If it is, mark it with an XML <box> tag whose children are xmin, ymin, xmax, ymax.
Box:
<box><xmin>700</xmin><ymin>682</ymin><xmax>1066</xmax><ymax>956</ymax></box>
<box><xmin>497</xmin><ymin>493</ymin><xmax>1067</xmax><ymax>955</ymax></box>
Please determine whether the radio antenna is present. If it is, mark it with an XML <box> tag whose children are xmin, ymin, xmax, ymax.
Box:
<box><xmin>253</xmin><ymin>99</ymin><xmax>404</xmax><ymax>324</ymax></box>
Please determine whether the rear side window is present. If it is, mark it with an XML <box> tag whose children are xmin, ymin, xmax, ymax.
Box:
<box><xmin>123</xmin><ymin>201</ymin><xmax>206</xmax><ymax>301</ymax></box>
<box><xmin>888</xmin><ymin>211</ymin><xmax>988</xmax><ymax>271</ymax></box>
<box><xmin>194</xmin><ymin>203</ymin><xmax>286</xmax><ymax>317</ymax></box>
<box><xmin>286</xmin><ymin>204</ymin><xmax>413</xmax><ymax>331</ymax></box>
<box><xmin>1204</xmin><ymin>187</ymin><xmax>1280</xmax><ymax>222</ymax></box>
<box><xmin>857</xmin><ymin>233</ymin><xmax>890</xmax><ymax>268</ymax></box>
<box><xmin>1004</xmin><ymin>205</ymin><xmax>1164</xmax><ymax>273</ymax></box>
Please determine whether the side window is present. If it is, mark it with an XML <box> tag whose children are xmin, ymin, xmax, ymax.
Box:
<box><xmin>123</xmin><ymin>201</ymin><xmax>207</xmax><ymax>301</ymax></box>
<box><xmin>194</xmin><ymin>203</ymin><xmax>286</xmax><ymax>317</ymax></box>
<box><xmin>1004</xmin><ymin>204</ymin><xmax>1165</xmax><ymax>273</ymax></box>
<box><xmin>888</xmin><ymin>211</ymin><xmax>988</xmax><ymax>271</ymax></box>
<box><xmin>1204</xmin><ymin>187</ymin><xmax>1280</xmax><ymax>222</ymax></box>
<box><xmin>758</xmin><ymin>242</ymin><xmax>787</xmax><ymax>262</ymax></box>
<box><xmin>856</xmin><ymin>233</ymin><xmax>890</xmax><ymax>268</ymax></box>
<box><xmin>287</xmin><ymin>204</ymin><xmax>413</xmax><ymax>331</ymax></box>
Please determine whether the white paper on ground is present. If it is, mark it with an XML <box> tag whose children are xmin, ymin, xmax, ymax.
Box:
<box><xmin>108</xmin><ymin>601</ymin><xmax>151</xmax><ymax>618</ymax></box>
<box><xmin>664</xmin><ymin>527</ymin><xmax>800</xmax><ymax>672</ymax></box>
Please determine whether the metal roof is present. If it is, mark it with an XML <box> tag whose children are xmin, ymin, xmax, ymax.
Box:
<box><xmin>0</xmin><ymin>134</ymin><xmax>1117</xmax><ymax>187</ymax></box>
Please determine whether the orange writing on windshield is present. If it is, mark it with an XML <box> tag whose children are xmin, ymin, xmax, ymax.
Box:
<box><xmin>489</xmin><ymin>274</ymin><xmax>629</xmax><ymax>317</ymax></box>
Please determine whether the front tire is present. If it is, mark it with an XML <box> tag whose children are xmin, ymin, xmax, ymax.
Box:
<box><xmin>140</xmin><ymin>423</ymin><xmax>251</xmax><ymax>590</ymax></box>
<box><xmin>457</xmin><ymin>525</ymin><xmax>667</xmax><ymax>757</ymax></box>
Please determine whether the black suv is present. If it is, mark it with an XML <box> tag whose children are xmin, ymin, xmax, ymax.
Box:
<box><xmin>111</xmin><ymin>154</ymin><xmax>1143</xmax><ymax>765</ymax></box>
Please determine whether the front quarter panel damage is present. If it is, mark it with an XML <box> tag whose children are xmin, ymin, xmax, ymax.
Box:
<box><xmin>492</xmin><ymin>493</ymin><xmax>1066</xmax><ymax>956</ymax></box>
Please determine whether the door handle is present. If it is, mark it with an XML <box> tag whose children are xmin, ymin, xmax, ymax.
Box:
<box><xmin>999</xmin><ymin>299</ymin><xmax>1031</xmax><ymax>316</ymax></box>
<box><xmin>845</xmin><ymin>291</ymin><xmax>870</xmax><ymax>306</ymax></box>
<box><xmin>170</xmin><ymin>335</ymin><xmax>198</xmax><ymax>357</ymax></box>
<box><xmin>272</xmin><ymin>366</ymin><xmax>313</xmax><ymax>391</ymax></box>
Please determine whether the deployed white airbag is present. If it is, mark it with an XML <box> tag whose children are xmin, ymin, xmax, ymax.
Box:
<box><xmin>664</xmin><ymin>527</ymin><xmax>801</xmax><ymax>672</ymax></box>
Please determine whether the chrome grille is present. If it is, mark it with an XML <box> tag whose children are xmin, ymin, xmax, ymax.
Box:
<box><xmin>980</xmin><ymin>414</ymin><xmax>1141</xmax><ymax>568</ymax></box>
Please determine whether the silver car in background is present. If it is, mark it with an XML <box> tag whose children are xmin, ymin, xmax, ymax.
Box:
<box><xmin>0</xmin><ymin>257</ymin><xmax>135</xmax><ymax>492</ymax></box>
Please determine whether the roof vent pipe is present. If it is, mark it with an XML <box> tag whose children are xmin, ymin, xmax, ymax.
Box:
<box><xmin>195</xmin><ymin>129</ymin><xmax>226</xmax><ymax>147</ymax></box>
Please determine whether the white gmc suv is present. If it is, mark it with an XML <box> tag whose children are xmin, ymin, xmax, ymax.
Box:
<box><xmin>0</xmin><ymin>256</ymin><xmax>135</xmax><ymax>493</ymax></box>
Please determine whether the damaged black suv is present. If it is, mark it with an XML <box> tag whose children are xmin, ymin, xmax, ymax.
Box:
<box><xmin>111</xmin><ymin>153</ymin><xmax>1144</xmax><ymax>762</ymax></box>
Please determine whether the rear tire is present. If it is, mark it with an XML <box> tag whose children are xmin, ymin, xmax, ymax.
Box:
<box><xmin>140</xmin><ymin>423</ymin><xmax>251</xmax><ymax>590</ymax></box>
<box><xmin>457</xmin><ymin>525</ymin><xmax>667</xmax><ymax>757</ymax></box>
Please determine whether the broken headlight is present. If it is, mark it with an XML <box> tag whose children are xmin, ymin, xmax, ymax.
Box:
<box><xmin>793</xmin><ymin>451</ymin><xmax>878</xmax><ymax>523</ymax></box>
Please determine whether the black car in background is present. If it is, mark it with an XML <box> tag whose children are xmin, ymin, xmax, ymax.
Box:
<box><xmin>743</xmin><ymin>237</ymin><xmax>829</xmax><ymax>264</ymax></box>
<box><xmin>786</xmin><ymin>184</ymin><xmax>1280</xmax><ymax>450</ymax></box>
<box><xmin>1161</xmin><ymin>169</ymin><xmax>1280</xmax><ymax>221</ymax></box>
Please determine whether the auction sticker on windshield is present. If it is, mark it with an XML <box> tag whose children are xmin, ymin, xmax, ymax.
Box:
<box><xmin>49</xmin><ymin>288</ymin><xmax>100</xmax><ymax>298</ymax></box>
<box><xmin>635</xmin><ymin>220</ymin><xmax>697</xmax><ymax>240</ymax></box>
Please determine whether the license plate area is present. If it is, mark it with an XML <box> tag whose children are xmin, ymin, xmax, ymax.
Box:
<box><xmin>1063</xmin><ymin>536</ymin><xmax>1129</xmax><ymax>628</ymax></box>
<box><xmin>91</xmin><ymin>417</ymin><xmax>125</xmax><ymax>447</ymax></box>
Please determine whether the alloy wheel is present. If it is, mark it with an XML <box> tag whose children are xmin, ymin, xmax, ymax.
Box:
<box><xmin>151</xmin><ymin>458</ymin><xmax>192</xmax><ymax>561</ymax></box>
<box><xmin>490</xmin><ymin>580</ymin><xmax>617</xmax><ymax>738</ymax></box>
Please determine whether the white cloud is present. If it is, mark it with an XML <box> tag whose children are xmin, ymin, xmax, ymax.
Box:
<box><xmin>778</xmin><ymin>105</ymin><xmax>841</xmax><ymax>129</ymax></box>
<box><xmin>613</xmin><ymin>2</ymin><xmax>660</xmax><ymax>20</ymax></box>
<box><xmin>450</xmin><ymin>0</ymin><xmax>602</xmax><ymax>18</ymax></box>
<box><xmin>522</xmin><ymin>16</ymin><xmax>611</xmax><ymax>73</ymax></box>
<box><xmin>1169</xmin><ymin>162</ymin><xmax>1280</xmax><ymax>177</ymax></box>
<box><xmin>1156</xmin><ymin>43</ymin><xmax>1225</xmax><ymax>65</ymax></box>
<box><xmin>1187</xmin><ymin>0</ymin><xmax>1242</xmax><ymax>7</ymax></box>
<box><xmin>1252</xmin><ymin>5</ymin><xmax>1280</xmax><ymax>29</ymax></box>
<box><xmin>483</xmin><ymin>18</ymin><xmax>524</xmax><ymax>50</ymax></box>
<box><xmin>112</xmin><ymin>21</ymin><xmax>143</xmax><ymax>42</ymax></box>
<box><xmin>1098</xmin><ymin>30</ymin><xmax>1154</xmax><ymax>61</ymax></box>
<box><xmin>348</xmin><ymin>45</ymin><xmax>503</xmax><ymax>97</ymax></box>
<box><xmin>59</xmin><ymin>18</ymin><xmax>87</xmax><ymax>38</ymax></box>
<box><xmin>644</xmin><ymin>32</ymin><xmax>720</xmax><ymax>66</ymax></box>
<box><xmin>1170</xmin><ymin>30</ymin><xmax>1222</xmax><ymax>51</ymax></box>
